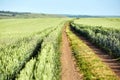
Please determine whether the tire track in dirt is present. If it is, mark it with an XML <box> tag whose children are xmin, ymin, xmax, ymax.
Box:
<box><xmin>60</xmin><ymin>22</ymin><xmax>83</xmax><ymax>80</ymax></box>
<box><xmin>71</xmin><ymin>28</ymin><xmax>120</xmax><ymax>78</ymax></box>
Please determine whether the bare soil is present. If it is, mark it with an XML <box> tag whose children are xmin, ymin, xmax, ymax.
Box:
<box><xmin>60</xmin><ymin>23</ymin><xmax>83</xmax><ymax>80</ymax></box>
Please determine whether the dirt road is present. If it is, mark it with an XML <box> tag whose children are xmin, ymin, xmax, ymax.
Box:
<box><xmin>60</xmin><ymin>23</ymin><xmax>82</xmax><ymax>80</ymax></box>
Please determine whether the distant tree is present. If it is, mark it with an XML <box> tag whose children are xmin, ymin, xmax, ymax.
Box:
<box><xmin>12</xmin><ymin>13</ymin><xmax>16</xmax><ymax>16</ymax></box>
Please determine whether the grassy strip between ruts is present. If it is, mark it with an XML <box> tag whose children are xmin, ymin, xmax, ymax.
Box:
<box><xmin>66</xmin><ymin>25</ymin><xmax>119</xmax><ymax>80</ymax></box>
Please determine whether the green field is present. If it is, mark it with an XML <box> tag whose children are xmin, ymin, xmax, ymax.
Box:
<box><xmin>71</xmin><ymin>18</ymin><xmax>120</xmax><ymax>58</ymax></box>
<box><xmin>0</xmin><ymin>17</ymin><xmax>120</xmax><ymax>80</ymax></box>
<box><xmin>74</xmin><ymin>18</ymin><xmax>120</xmax><ymax>28</ymax></box>
<box><xmin>66</xmin><ymin>25</ymin><xmax>119</xmax><ymax>80</ymax></box>
<box><xmin>68</xmin><ymin>18</ymin><xmax>120</xmax><ymax>79</ymax></box>
<box><xmin>0</xmin><ymin>18</ymin><xmax>68</xmax><ymax>80</ymax></box>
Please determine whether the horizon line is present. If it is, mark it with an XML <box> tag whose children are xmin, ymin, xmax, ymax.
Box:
<box><xmin>0</xmin><ymin>10</ymin><xmax>120</xmax><ymax>16</ymax></box>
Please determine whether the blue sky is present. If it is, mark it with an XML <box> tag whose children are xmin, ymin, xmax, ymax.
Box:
<box><xmin>0</xmin><ymin>0</ymin><xmax>120</xmax><ymax>15</ymax></box>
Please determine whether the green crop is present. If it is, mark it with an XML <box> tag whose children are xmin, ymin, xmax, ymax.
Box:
<box><xmin>66</xmin><ymin>25</ymin><xmax>119</xmax><ymax>80</ymax></box>
<box><xmin>0</xmin><ymin>18</ymin><xmax>68</xmax><ymax>80</ymax></box>
<box><xmin>71</xmin><ymin>18</ymin><xmax>120</xmax><ymax>58</ymax></box>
